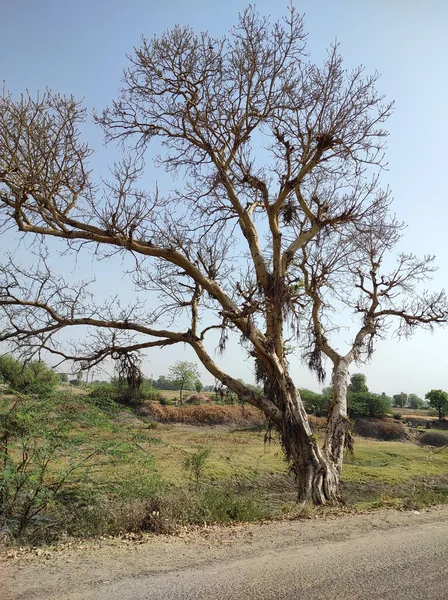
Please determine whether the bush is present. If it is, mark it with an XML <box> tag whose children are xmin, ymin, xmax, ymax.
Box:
<box><xmin>420</xmin><ymin>431</ymin><xmax>448</xmax><ymax>447</ymax></box>
<box><xmin>159</xmin><ymin>396</ymin><xmax>173</xmax><ymax>406</ymax></box>
<box><xmin>88</xmin><ymin>380</ymin><xmax>149</xmax><ymax>408</ymax></box>
<box><xmin>88</xmin><ymin>383</ymin><xmax>120</xmax><ymax>411</ymax></box>
<box><xmin>299</xmin><ymin>389</ymin><xmax>328</xmax><ymax>416</ymax></box>
<box><xmin>0</xmin><ymin>355</ymin><xmax>58</xmax><ymax>398</ymax></box>
<box><xmin>0</xmin><ymin>393</ymin><xmax>158</xmax><ymax>542</ymax></box>
<box><xmin>353</xmin><ymin>418</ymin><xmax>407</xmax><ymax>441</ymax></box>
<box><xmin>183</xmin><ymin>445</ymin><xmax>211</xmax><ymax>489</ymax></box>
<box><xmin>392</xmin><ymin>412</ymin><xmax>402</xmax><ymax>421</ymax></box>
<box><xmin>145</xmin><ymin>389</ymin><xmax>162</xmax><ymax>402</ymax></box>
<box><xmin>138</xmin><ymin>481</ymin><xmax>273</xmax><ymax>533</ymax></box>
<box><xmin>349</xmin><ymin>392</ymin><xmax>391</xmax><ymax>418</ymax></box>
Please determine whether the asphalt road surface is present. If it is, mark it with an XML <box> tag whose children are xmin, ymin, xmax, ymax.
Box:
<box><xmin>2</xmin><ymin>505</ymin><xmax>448</xmax><ymax>599</ymax></box>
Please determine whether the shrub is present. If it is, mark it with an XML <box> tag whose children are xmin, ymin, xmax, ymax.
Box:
<box><xmin>299</xmin><ymin>389</ymin><xmax>328</xmax><ymax>416</ymax></box>
<box><xmin>392</xmin><ymin>412</ymin><xmax>402</xmax><ymax>421</ymax></box>
<box><xmin>348</xmin><ymin>392</ymin><xmax>391</xmax><ymax>418</ymax></box>
<box><xmin>138</xmin><ymin>481</ymin><xmax>272</xmax><ymax>533</ymax></box>
<box><xmin>0</xmin><ymin>355</ymin><xmax>58</xmax><ymax>398</ymax></box>
<box><xmin>159</xmin><ymin>396</ymin><xmax>173</xmax><ymax>406</ymax></box>
<box><xmin>183</xmin><ymin>445</ymin><xmax>211</xmax><ymax>490</ymax></box>
<box><xmin>145</xmin><ymin>389</ymin><xmax>162</xmax><ymax>402</ymax></box>
<box><xmin>420</xmin><ymin>431</ymin><xmax>448</xmax><ymax>447</ymax></box>
<box><xmin>0</xmin><ymin>393</ymin><xmax>158</xmax><ymax>542</ymax></box>
<box><xmin>353</xmin><ymin>418</ymin><xmax>407</xmax><ymax>441</ymax></box>
<box><xmin>88</xmin><ymin>383</ymin><xmax>120</xmax><ymax>411</ymax></box>
<box><xmin>88</xmin><ymin>380</ymin><xmax>150</xmax><ymax>408</ymax></box>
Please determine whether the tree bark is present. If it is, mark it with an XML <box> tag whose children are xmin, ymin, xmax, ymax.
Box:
<box><xmin>274</xmin><ymin>382</ymin><xmax>341</xmax><ymax>504</ymax></box>
<box><xmin>324</xmin><ymin>359</ymin><xmax>351</xmax><ymax>474</ymax></box>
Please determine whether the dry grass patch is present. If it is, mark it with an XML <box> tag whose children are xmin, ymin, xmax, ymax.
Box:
<box><xmin>420</xmin><ymin>431</ymin><xmax>448</xmax><ymax>447</ymax></box>
<box><xmin>353</xmin><ymin>418</ymin><xmax>408</xmax><ymax>441</ymax></box>
<box><xmin>140</xmin><ymin>402</ymin><xmax>266</xmax><ymax>426</ymax></box>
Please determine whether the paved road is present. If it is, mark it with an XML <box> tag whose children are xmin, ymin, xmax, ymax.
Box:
<box><xmin>2</xmin><ymin>506</ymin><xmax>448</xmax><ymax>599</ymax></box>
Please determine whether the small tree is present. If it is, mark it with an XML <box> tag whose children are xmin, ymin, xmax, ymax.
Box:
<box><xmin>183</xmin><ymin>445</ymin><xmax>211</xmax><ymax>490</ymax></box>
<box><xmin>393</xmin><ymin>393</ymin><xmax>408</xmax><ymax>409</ymax></box>
<box><xmin>168</xmin><ymin>361</ymin><xmax>201</xmax><ymax>404</ymax></box>
<box><xmin>425</xmin><ymin>389</ymin><xmax>448</xmax><ymax>421</ymax></box>
<box><xmin>407</xmin><ymin>393</ymin><xmax>423</xmax><ymax>410</ymax></box>
<box><xmin>348</xmin><ymin>373</ymin><xmax>368</xmax><ymax>393</ymax></box>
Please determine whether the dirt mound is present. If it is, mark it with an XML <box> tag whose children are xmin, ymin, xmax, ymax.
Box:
<box><xmin>139</xmin><ymin>402</ymin><xmax>265</xmax><ymax>426</ymax></box>
<box><xmin>353</xmin><ymin>418</ymin><xmax>408</xmax><ymax>441</ymax></box>
<box><xmin>184</xmin><ymin>394</ymin><xmax>213</xmax><ymax>405</ymax></box>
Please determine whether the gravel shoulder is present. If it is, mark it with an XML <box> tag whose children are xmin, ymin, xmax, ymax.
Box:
<box><xmin>2</xmin><ymin>505</ymin><xmax>448</xmax><ymax>600</ymax></box>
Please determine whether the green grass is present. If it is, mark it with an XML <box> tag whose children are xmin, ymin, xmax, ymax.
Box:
<box><xmin>147</xmin><ymin>424</ymin><xmax>284</xmax><ymax>482</ymax></box>
<box><xmin>3</xmin><ymin>395</ymin><xmax>448</xmax><ymax>544</ymax></box>
<box><xmin>342</xmin><ymin>440</ymin><xmax>448</xmax><ymax>484</ymax></box>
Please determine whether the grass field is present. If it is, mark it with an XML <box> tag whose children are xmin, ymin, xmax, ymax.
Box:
<box><xmin>119</xmin><ymin>409</ymin><xmax>448</xmax><ymax>510</ymax></box>
<box><xmin>2</xmin><ymin>390</ymin><xmax>448</xmax><ymax>545</ymax></box>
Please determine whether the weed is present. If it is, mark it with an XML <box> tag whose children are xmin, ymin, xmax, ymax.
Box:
<box><xmin>183</xmin><ymin>446</ymin><xmax>211</xmax><ymax>490</ymax></box>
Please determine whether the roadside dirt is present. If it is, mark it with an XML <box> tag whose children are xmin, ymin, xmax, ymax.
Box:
<box><xmin>2</xmin><ymin>505</ymin><xmax>448</xmax><ymax>599</ymax></box>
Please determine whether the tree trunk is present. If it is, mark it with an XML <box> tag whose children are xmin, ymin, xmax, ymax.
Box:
<box><xmin>276</xmin><ymin>384</ymin><xmax>341</xmax><ymax>504</ymax></box>
<box><xmin>324</xmin><ymin>359</ymin><xmax>351</xmax><ymax>474</ymax></box>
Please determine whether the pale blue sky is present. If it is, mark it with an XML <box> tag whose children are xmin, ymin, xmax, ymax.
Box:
<box><xmin>1</xmin><ymin>1</ymin><xmax>447</xmax><ymax>396</ymax></box>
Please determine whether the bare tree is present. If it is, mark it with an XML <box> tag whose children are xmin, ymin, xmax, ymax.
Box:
<box><xmin>298</xmin><ymin>219</ymin><xmax>447</xmax><ymax>471</ymax></box>
<box><xmin>0</xmin><ymin>7</ymin><xmax>441</xmax><ymax>503</ymax></box>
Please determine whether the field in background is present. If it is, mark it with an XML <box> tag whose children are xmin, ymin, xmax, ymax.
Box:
<box><xmin>2</xmin><ymin>388</ymin><xmax>448</xmax><ymax>546</ymax></box>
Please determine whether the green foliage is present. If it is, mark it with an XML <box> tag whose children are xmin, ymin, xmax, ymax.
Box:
<box><xmin>142</xmin><ymin>481</ymin><xmax>273</xmax><ymax>532</ymax></box>
<box><xmin>183</xmin><ymin>445</ymin><xmax>211</xmax><ymax>490</ymax></box>
<box><xmin>87</xmin><ymin>383</ymin><xmax>121</xmax><ymax>412</ymax></box>
<box><xmin>0</xmin><ymin>393</ymin><xmax>157</xmax><ymax>541</ymax></box>
<box><xmin>425</xmin><ymin>389</ymin><xmax>448</xmax><ymax>421</ymax></box>
<box><xmin>195</xmin><ymin>380</ymin><xmax>203</xmax><ymax>393</ymax></box>
<box><xmin>0</xmin><ymin>355</ymin><xmax>58</xmax><ymax>398</ymax></box>
<box><xmin>392</xmin><ymin>412</ymin><xmax>402</xmax><ymax>421</ymax></box>
<box><xmin>168</xmin><ymin>361</ymin><xmax>201</xmax><ymax>402</ymax></box>
<box><xmin>144</xmin><ymin>388</ymin><xmax>162</xmax><ymax>402</ymax></box>
<box><xmin>88</xmin><ymin>379</ymin><xmax>156</xmax><ymax>408</ymax></box>
<box><xmin>348</xmin><ymin>391</ymin><xmax>391</xmax><ymax>418</ymax></box>
<box><xmin>159</xmin><ymin>396</ymin><xmax>173</xmax><ymax>406</ymax></box>
<box><xmin>299</xmin><ymin>388</ymin><xmax>328</xmax><ymax>416</ymax></box>
<box><xmin>347</xmin><ymin>375</ymin><xmax>391</xmax><ymax>417</ymax></box>
<box><xmin>407</xmin><ymin>393</ymin><xmax>423</xmax><ymax>409</ymax></box>
<box><xmin>152</xmin><ymin>375</ymin><xmax>179</xmax><ymax>391</ymax></box>
<box><xmin>393</xmin><ymin>392</ymin><xmax>408</xmax><ymax>408</ymax></box>
<box><xmin>349</xmin><ymin>373</ymin><xmax>368</xmax><ymax>393</ymax></box>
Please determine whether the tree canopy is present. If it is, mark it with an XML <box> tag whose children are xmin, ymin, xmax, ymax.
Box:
<box><xmin>425</xmin><ymin>389</ymin><xmax>448</xmax><ymax>421</ymax></box>
<box><xmin>168</xmin><ymin>361</ymin><xmax>201</xmax><ymax>403</ymax></box>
